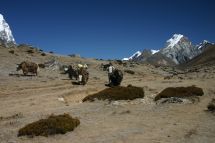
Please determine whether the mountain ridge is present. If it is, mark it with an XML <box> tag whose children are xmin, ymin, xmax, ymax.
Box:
<box><xmin>123</xmin><ymin>34</ymin><xmax>214</xmax><ymax>66</ymax></box>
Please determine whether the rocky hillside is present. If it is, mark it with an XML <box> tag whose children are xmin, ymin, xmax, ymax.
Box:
<box><xmin>180</xmin><ymin>45</ymin><xmax>215</xmax><ymax>68</ymax></box>
<box><xmin>124</xmin><ymin>34</ymin><xmax>214</xmax><ymax>66</ymax></box>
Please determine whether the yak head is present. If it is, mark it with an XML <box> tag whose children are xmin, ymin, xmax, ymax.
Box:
<box><xmin>64</xmin><ymin>67</ymin><xmax>69</xmax><ymax>73</ymax></box>
<box><xmin>16</xmin><ymin>64</ymin><xmax>22</xmax><ymax>71</ymax></box>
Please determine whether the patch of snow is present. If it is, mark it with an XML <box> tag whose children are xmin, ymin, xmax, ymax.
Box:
<box><xmin>203</xmin><ymin>40</ymin><xmax>209</xmax><ymax>43</ymax></box>
<box><xmin>0</xmin><ymin>14</ymin><xmax>3</xmax><ymax>21</ymax></box>
<box><xmin>198</xmin><ymin>45</ymin><xmax>203</xmax><ymax>49</ymax></box>
<box><xmin>122</xmin><ymin>58</ymin><xmax>129</xmax><ymax>61</ymax></box>
<box><xmin>166</xmin><ymin>34</ymin><xmax>184</xmax><ymax>48</ymax></box>
<box><xmin>122</xmin><ymin>51</ymin><xmax>142</xmax><ymax>61</ymax></box>
<box><xmin>128</xmin><ymin>51</ymin><xmax>141</xmax><ymax>59</ymax></box>
<box><xmin>151</xmin><ymin>49</ymin><xmax>159</xmax><ymax>54</ymax></box>
<box><xmin>197</xmin><ymin>40</ymin><xmax>211</xmax><ymax>49</ymax></box>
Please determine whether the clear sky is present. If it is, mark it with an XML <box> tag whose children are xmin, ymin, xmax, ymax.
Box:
<box><xmin>1</xmin><ymin>0</ymin><xmax>215</xmax><ymax>59</ymax></box>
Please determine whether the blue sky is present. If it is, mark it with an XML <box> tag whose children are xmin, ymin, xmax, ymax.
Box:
<box><xmin>1</xmin><ymin>0</ymin><xmax>215</xmax><ymax>59</ymax></box>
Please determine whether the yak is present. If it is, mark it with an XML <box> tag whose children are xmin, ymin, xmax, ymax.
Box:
<box><xmin>16</xmin><ymin>61</ymin><xmax>39</xmax><ymax>76</ymax></box>
<box><xmin>109</xmin><ymin>69</ymin><xmax>123</xmax><ymax>86</ymax></box>
<box><xmin>78</xmin><ymin>67</ymin><xmax>89</xmax><ymax>85</ymax></box>
<box><xmin>64</xmin><ymin>65</ymin><xmax>78</xmax><ymax>80</ymax></box>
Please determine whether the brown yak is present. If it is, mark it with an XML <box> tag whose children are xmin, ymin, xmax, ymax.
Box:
<box><xmin>16</xmin><ymin>61</ymin><xmax>39</xmax><ymax>76</ymax></box>
<box><xmin>78</xmin><ymin>67</ymin><xmax>89</xmax><ymax>85</ymax></box>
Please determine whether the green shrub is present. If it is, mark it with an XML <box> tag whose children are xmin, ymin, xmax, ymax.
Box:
<box><xmin>83</xmin><ymin>85</ymin><xmax>144</xmax><ymax>102</ymax></box>
<box><xmin>18</xmin><ymin>114</ymin><xmax>80</xmax><ymax>137</ymax></box>
<box><xmin>154</xmin><ymin>86</ymin><xmax>204</xmax><ymax>101</ymax></box>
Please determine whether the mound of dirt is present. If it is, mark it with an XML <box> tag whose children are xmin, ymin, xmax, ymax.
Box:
<box><xmin>82</xmin><ymin>85</ymin><xmax>144</xmax><ymax>102</ymax></box>
<box><xmin>154</xmin><ymin>86</ymin><xmax>204</xmax><ymax>101</ymax></box>
<box><xmin>18</xmin><ymin>114</ymin><xmax>80</xmax><ymax>137</ymax></box>
<box><xmin>207</xmin><ymin>98</ymin><xmax>215</xmax><ymax>112</ymax></box>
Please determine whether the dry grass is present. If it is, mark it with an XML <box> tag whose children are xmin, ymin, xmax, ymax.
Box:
<box><xmin>18</xmin><ymin>114</ymin><xmax>80</xmax><ymax>137</ymax></box>
<box><xmin>154</xmin><ymin>86</ymin><xmax>204</xmax><ymax>101</ymax></box>
<box><xmin>83</xmin><ymin>85</ymin><xmax>144</xmax><ymax>102</ymax></box>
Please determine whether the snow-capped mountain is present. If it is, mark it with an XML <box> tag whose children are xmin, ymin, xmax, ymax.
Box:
<box><xmin>122</xmin><ymin>34</ymin><xmax>214</xmax><ymax>65</ymax></box>
<box><xmin>196</xmin><ymin>40</ymin><xmax>214</xmax><ymax>51</ymax></box>
<box><xmin>160</xmin><ymin>34</ymin><xmax>200</xmax><ymax>64</ymax></box>
<box><xmin>0</xmin><ymin>14</ymin><xmax>16</xmax><ymax>46</ymax></box>
<box><xmin>122</xmin><ymin>49</ymin><xmax>159</xmax><ymax>61</ymax></box>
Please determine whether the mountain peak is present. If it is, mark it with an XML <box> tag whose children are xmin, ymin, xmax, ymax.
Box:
<box><xmin>0</xmin><ymin>14</ymin><xmax>16</xmax><ymax>46</ymax></box>
<box><xmin>197</xmin><ymin>40</ymin><xmax>213</xmax><ymax>50</ymax></box>
<box><xmin>0</xmin><ymin>14</ymin><xmax>4</xmax><ymax>21</ymax></box>
<box><xmin>122</xmin><ymin>51</ymin><xmax>142</xmax><ymax>61</ymax></box>
<box><xmin>203</xmin><ymin>40</ymin><xmax>209</xmax><ymax>43</ymax></box>
<box><xmin>166</xmin><ymin>34</ymin><xmax>184</xmax><ymax>48</ymax></box>
<box><xmin>161</xmin><ymin>34</ymin><xmax>200</xmax><ymax>64</ymax></box>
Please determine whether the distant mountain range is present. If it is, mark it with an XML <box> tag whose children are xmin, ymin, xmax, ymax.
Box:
<box><xmin>123</xmin><ymin>34</ymin><xmax>214</xmax><ymax>65</ymax></box>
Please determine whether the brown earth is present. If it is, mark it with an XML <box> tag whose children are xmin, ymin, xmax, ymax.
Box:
<box><xmin>0</xmin><ymin>45</ymin><xmax>215</xmax><ymax>143</ymax></box>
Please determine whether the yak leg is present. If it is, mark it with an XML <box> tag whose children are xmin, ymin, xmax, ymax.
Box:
<box><xmin>78</xmin><ymin>75</ymin><xmax>83</xmax><ymax>85</ymax></box>
<box><xmin>23</xmin><ymin>70</ymin><xmax>28</xmax><ymax>76</ymax></box>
